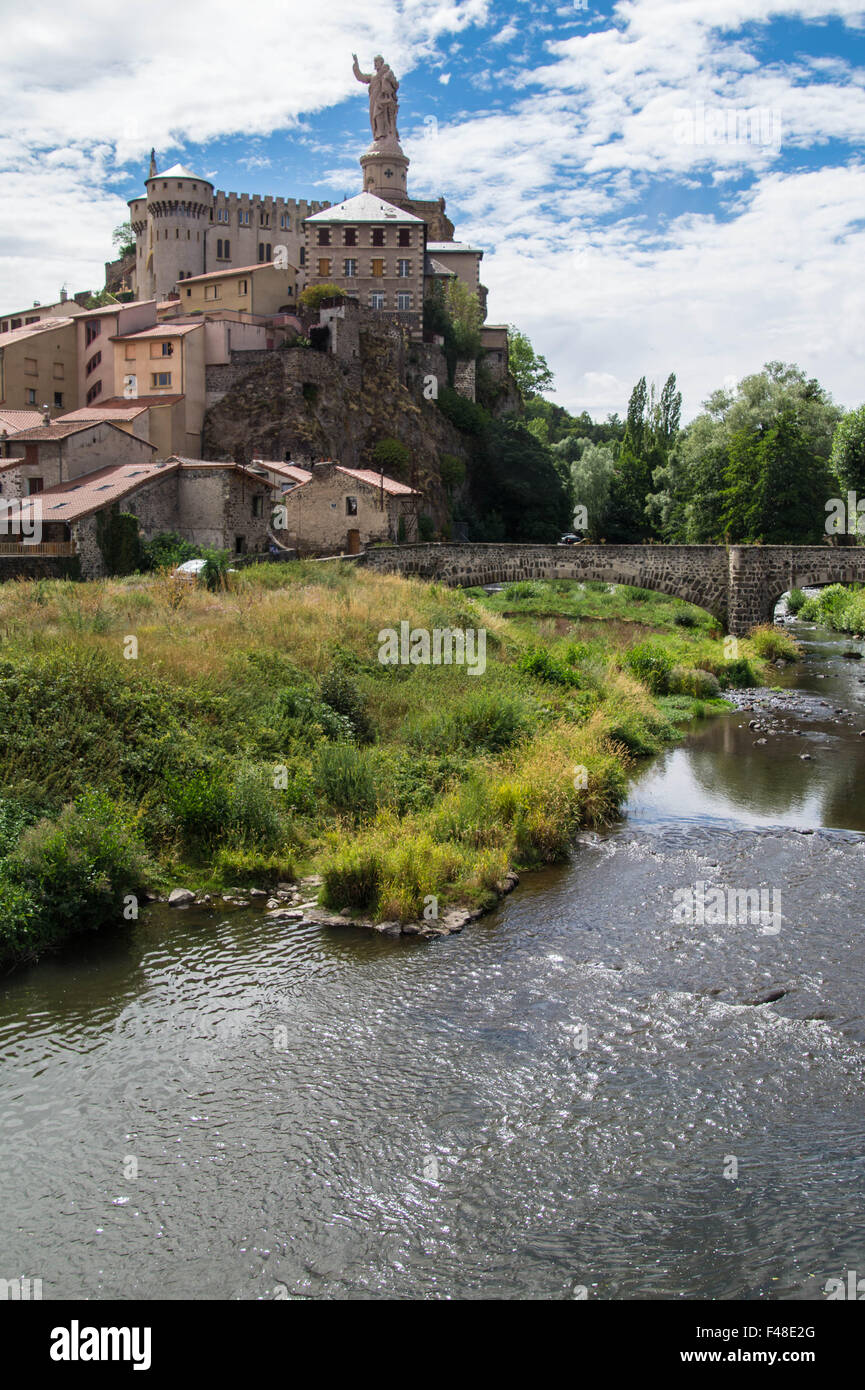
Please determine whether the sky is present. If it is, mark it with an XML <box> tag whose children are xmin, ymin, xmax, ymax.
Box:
<box><xmin>1</xmin><ymin>0</ymin><xmax>864</xmax><ymax>421</ymax></box>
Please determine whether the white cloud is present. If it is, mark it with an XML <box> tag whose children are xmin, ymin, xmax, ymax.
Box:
<box><xmin>491</xmin><ymin>22</ymin><xmax>519</xmax><ymax>43</ymax></box>
<box><xmin>3</xmin><ymin>0</ymin><xmax>865</xmax><ymax>420</ymax></box>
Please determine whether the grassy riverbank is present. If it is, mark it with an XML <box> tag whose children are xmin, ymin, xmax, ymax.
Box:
<box><xmin>0</xmin><ymin>566</ymin><xmax>797</xmax><ymax>967</ymax></box>
<box><xmin>796</xmin><ymin>583</ymin><xmax>865</xmax><ymax>635</ymax></box>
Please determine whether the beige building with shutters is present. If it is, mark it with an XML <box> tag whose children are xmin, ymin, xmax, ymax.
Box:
<box><xmin>0</xmin><ymin>318</ymin><xmax>78</xmax><ymax>416</ymax></box>
<box><xmin>304</xmin><ymin>193</ymin><xmax>426</xmax><ymax>337</ymax></box>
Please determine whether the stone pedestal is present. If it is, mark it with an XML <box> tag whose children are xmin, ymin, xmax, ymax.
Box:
<box><xmin>360</xmin><ymin>136</ymin><xmax>410</xmax><ymax>207</ymax></box>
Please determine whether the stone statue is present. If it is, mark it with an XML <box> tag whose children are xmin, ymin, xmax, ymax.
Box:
<box><xmin>352</xmin><ymin>53</ymin><xmax>400</xmax><ymax>144</ymax></box>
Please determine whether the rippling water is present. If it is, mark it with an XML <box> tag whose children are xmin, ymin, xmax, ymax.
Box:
<box><xmin>2</xmin><ymin>616</ymin><xmax>865</xmax><ymax>1299</ymax></box>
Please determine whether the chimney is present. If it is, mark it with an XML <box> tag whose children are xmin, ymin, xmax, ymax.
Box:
<box><xmin>60</xmin><ymin>286</ymin><xmax>68</xmax><ymax>303</ymax></box>
<box><xmin>42</xmin><ymin>405</ymin><xmax>51</xmax><ymax>425</ymax></box>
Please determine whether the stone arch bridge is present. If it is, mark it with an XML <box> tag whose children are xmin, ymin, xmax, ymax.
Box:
<box><xmin>360</xmin><ymin>543</ymin><xmax>865</xmax><ymax>636</ymax></box>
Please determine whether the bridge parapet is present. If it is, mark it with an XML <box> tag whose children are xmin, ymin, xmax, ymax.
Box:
<box><xmin>360</xmin><ymin>542</ymin><xmax>865</xmax><ymax>636</ymax></box>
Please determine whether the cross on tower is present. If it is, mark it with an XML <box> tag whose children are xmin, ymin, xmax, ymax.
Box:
<box><xmin>383</xmin><ymin>168</ymin><xmax>394</xmax><ymax>178</ymax></box>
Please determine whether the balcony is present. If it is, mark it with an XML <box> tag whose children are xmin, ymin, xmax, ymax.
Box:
<box><xmin>0</xmin><ymin>541</ymin><xmax>76</xmax><ymax>557</ymax></box>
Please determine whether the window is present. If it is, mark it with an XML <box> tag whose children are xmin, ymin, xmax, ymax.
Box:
<box><xmin>205</xmin><ymin>284</ymin><xmax>221</xmax><ymax>300</ymax></box>
<box><xmin>317</xmin><ymin>258</ymin><xmax>331</xmax><ymax>277</ymax></box>
<box><xmin>85</xmin><ymin>352</ymin><xmax>102</xmax><ymax>377</ymax></box>
<box><xmin>150</xmin><ymin>340</ymin><xmax>173</xmax><ymax>357</ymax></box>
<box><xmin>25</xmin><ymin>315</ymin><xmax>39</xmax><ymax>324</ymax></box>
<box><xmin>27</xmin><ymin>478</ymin><xmax>44</xmax><ymax>495</ymax></box>
<box><xmin>279</xmin><ymin>213</ymin><xmax>290</xmax><ymax>230</ymax></box>
<box><xmin>186</xmin><ymin>288</ymin><xmax>192</xmax><ymax>297</ymax></box>
<box><xmin>299</xmin><ymin>246</ymin><xmax>306</xmax><ymax>266</ymax></box>
<box><xmin>260</xmin><ymin>212</ymin><xmax>270</xmax><ymax>227</ymax></box>
<box><xmin>0</xmin><ymin>323</ymin><xmax>6</xmax><ymax>333</ymax></box>
<box><xmin>53</xmin><ymin>392</ymin><xmax>63</xmax><ymax>408</ymax></box>
<box><xmin>11</xmin><ymin>318</ymin><xmax>22</xmax><ymax>330</ymax></box>
<box><xmin>216</xmin><ymin>238</ymin><xmax>230</xmax><ymax>259</ymax></box>
<box><xmin>397</xmin><ymin>292</ymin><xmax>411</xmax><ymax>311</ymax></box>
<box><xmin>125</xmin><ymin>344</ymin><xmax>136</xmax><ymax>360</ymax></box>
<box><xmin>53</xmin><ymin>362</ymin><xmax>64</xmax><ymax>379</ymax></box>
<box><xmin>370</xmin><ymin>292</ymin><xmax>384</xmax><ymax>310</ymax></box>
<box><xmin>251</xmin><ymin>495</ymin><xmax>264</xmax><ymax>518</ymax></box>
<box><xmin>85</xmin><ymin>320</ymin><xmax>100</xmax><ymax>346</ymax></box>
<box><xmin>239</xmin><ymin>209</ymin><xmax>251</xmax><ymax>225</ymax></box>
<box><xmin>217</xmin><ymin>208</ymin><xmax>228</xmax><ymax>223</ymax></box>
<box><xmin>345</xmin><ymin>496</ymin><xmax>358</xmax><ymax>517</ymax></box>
<box><xmin>371</xmin><ymin>227</ymin><xmax>385</xmax><ymax>246</ymax></box>
<box><xmin>26</xmin><ymin>389</ymin><xmax>36</xmax><ymax>404</ymax></box>
<box><xmin>234</xmin><ymin>535</ymin><xmax>245</xmax><ymax>554</ymax></box>
<box><xmin>238</xmin><ymin>279</ymin><xmax>248</xmax><ymax>295</ymax></box>
<box><xmin>344</xmin><ymin>259</ymin><xmax>358</xmax><ymax>278</ymax></box>
<box><xmin>24</xmin><ymin>357</ymin><xmax>37</xmax><ymax>376</ymax></box>
<box><xmin>151</xmin><ymin>372</ymin><xmax>172</xmax><ymax>387</ymax></box>
<box><xmin>317</xmin><ymin>227</ymin><xmax>331</xmax><ymax>246</ymax></box>
<box><xmin>344</xmin><ymin>227</ymin><xmax>357</xmax><ymax>246</ymax></box>
<box><xmin>397</xmin><ymin>259</ymin><xmax>411</xmax><ymax>277</ymax></box>
<box><xmin>86</xmin><ymin>381</ymin><xmax>102</xmax><ymax>405</ymax></box>
<box><xmin>398</xmin><ymin>228</ymin><xmax>411</xmax><ymax>246</ymax></box>
<box><xmin>161</xmin><ymin>341</ymin><xmax>173</xmax><ymax>356</ymax></box>
<box><xmin>258</xmin><ymin>242</ymin><xmax>272</xmax><ymax>262</ymax></box>
<box><xmin>371</xmin><ymin>258</ymin><xmax>384</xmax><ymax>278</ymax></box>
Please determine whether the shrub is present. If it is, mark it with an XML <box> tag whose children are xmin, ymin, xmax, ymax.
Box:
<box><xmin>212</xmin><ymin>846</ymin><xmax>296</xmax><ymax>886</ymax></box>
<box><xmin>313</xmin><ymin>744</ymin><xmax>377</xmax><ymax>817</ymax></box>
<box><xmin>299</xmin><ymin>283</ymin><xmax>345</xmax><ymax>311</ymax></box>
<box><xmin>319</xmin><ymin>665</ymin><xmax>374</xmax><ymax>744</ymax></box>
<box><xmin>0</xmin><ymin>790</ymin><xmax>152</xmax><ymax>964</ymax></box>
<box><xmin>371</xmin><ymin>437</ymin><xmax>411</xmax><ymax>480</ymax></box>
<box><xmin>504</xmin><ymin>580</ymin><xmax>546</xmax><ymax>600</ymax></box>
<box><xmin>144</xmin><ymin>532</ymin><xmax>201</xmax><ymax>571</ymax></box>
<box><xmin>786</xmin><ymin>587</ymin><xmax>807</xmax><ymax>615</ymax></box>
<box><xmin>624</xmin><ymin>643</ymin><xmax>674</xmax><ymax>694</ymax></box>
<box><xmin>673</xmin><ymin>610</ymin><xmax>697</xmax><ymax>627</ymax></box>
<box><xmin>667</xmin><ymin>665</ymin><xmax>721</xmax><ymax>698</ymax></box>
<box><xmin>439</xmin><ymin>453</ymin><xmax>466</xmax><ymax>491</ymax></box>
<box><xmin>226</xmin><ymin>763</ymin><xmax>284</xmax><ymax>847</ymax></box>
<box><xmin>162</xmin><ymin>769</ymin><xmax>231</xmax><ymax>845</ymax></box>
<box><xmin>749</xmin><ymin>625</ymin><xmax>801</xmax><ymax>662</ymax></box>
<box><xmin>321</xmin><ymin>845</ymin><xmax>382</xmax><ymax>911</ymax></box>
<box><xmin>199</xmin><ymin>548</ymin><xmax>232</xmax><ymax>592</ymax></box>
<box><xmin>518</xmin><ymin>646</ymin><xmax>581</xmax><ymax>687</ymax></box>
<box><xmin>409</xmin><ymin>690</ymin><xmax>527</xmax><ymax>756</ymax></box>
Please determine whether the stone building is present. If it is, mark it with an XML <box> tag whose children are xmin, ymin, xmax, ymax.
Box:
<box><xmin>1</xmin><ymin>456</ymin><xmax>273</xmax><ymax>577</ymax></box>
<box><xmin>267</xmin><ymin>459</ymin><xmax>421</xmax><ymax>554</ymax></box>
<box><xmin>304</xmin><ymin>194</ymin><xmax>426</xmax><ymax>336</ymax></box>
<box><xmin>0</xmin><ymin>419</ymin><xmax>157</xmax><ymax>498</ymax></box>
<box><xmin>127</xmin><ymin>157</ymin><xmax>331</xmax><ymax>303</ymax></box>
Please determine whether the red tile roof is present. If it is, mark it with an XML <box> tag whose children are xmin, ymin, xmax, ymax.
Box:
<box><xmin>112</xmin><ymin>322</ymin><xmax>203</xmax><ymax>341</ymax></box>
<box><xmin>0</xmin><ymin>410</ymin><xmax>47</xmax><ymax>433</ymax></box>
<box><xmin>59</xmin><ymin>397</ymin><xmax>184</xmax><ymax>420</ymax></box>
<box><xmin>7</xmin><ymin>420</ymin><xmax>154</xmax><ymax>445</ymax></box>
<box><xmin>180</xmin><ymin>262</ymin><xmax>293</xmax><ymax>284</ymax></box>
<box><xmin>254</xmin><ymin>459</ymin><xmax>419</xmax><ymax>496</ymax></box>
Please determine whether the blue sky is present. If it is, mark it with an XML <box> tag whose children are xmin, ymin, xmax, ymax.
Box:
<box><xmin>2</xmin><ymin>0</ymin><xmax>865</xmax><ymax>420</ymax></box>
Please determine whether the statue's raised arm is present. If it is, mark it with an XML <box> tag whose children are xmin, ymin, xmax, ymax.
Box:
<box><xmin>352</xmin><ymin>53</ymin><xmax>370</xmax><ymax>85</ymax></box>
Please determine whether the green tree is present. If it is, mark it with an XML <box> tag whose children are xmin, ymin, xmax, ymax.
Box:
<box><xmin>507</xmin><ymin>326</ymin><xmax>554</xmax><ymax>399</ymax></box>
<box><xmin>444</xmin><ymin>279</ymin><xmax>483</xmax><ymax>360</ymax></box>
<box><xmin>298</xmin><ymin>283</ymin><xmax>346</xmax><ymax>311</ymax></box>
<box><xmin>371</xmin><ymin>437</ymin><xmax>411</xmax><ymax>480</ymax></box>
<box><xmin>112</xmin><ymin>222</ymin><xmax>136</xmax><ymax>257</ymax></box>
<box><xmin>570</xmin><ymin>443</ymin><xmax>615</xmax><ymax>539</ymax></box>
<box><xmin>831</xmin><ymin>404</ymin><xmax>865</xmax><ymax>495</ymax></box>
<box><xmin>471</xmin><ymin>420</ymin><xmax>570</xmax><ymax>541</ymax></box>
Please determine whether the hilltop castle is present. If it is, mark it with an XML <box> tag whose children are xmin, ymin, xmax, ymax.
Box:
<box><xmin>127</xmin><ymin>55</ymin><xmax>460</xmax><ymax>307</ymax></box>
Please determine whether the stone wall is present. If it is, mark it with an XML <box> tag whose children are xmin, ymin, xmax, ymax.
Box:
<box><xmin>360</xmin><ymin>542</ymin><xmax>865</xmax><ymax>634</ymax></box>
<box><xmin>277</xmin><ymin>463</ymin><xmax>417</xmax><ymax>553</ymax></box>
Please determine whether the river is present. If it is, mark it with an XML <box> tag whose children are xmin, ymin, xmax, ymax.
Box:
<box><xmin>2</xmin><ymin>613</ymin><xmax>864</xmax><ymax>1300</ymax></box>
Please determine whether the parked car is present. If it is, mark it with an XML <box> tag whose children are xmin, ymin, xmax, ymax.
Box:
<box><xmin>558</xmin><ymin>533</ymin><xmax>584</xmax><ymax>546</ymax></box>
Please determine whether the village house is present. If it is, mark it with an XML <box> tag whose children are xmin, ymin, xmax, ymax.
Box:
<box><xmin>0</xmin><ymin>318</ymin><xmax>79</xmax><ymax>415</ymax></box>
<box><xmin>0</xmin><ymin>289</ymin><xmax>89</xmax><ymax>336</ymax></box>
<box><xmin>0</xmin><ymin>419</ymin><xmax>157</xmax><ymax>498</ymax></box>
<box><xmin>74</xmin><ymin>299</ymin><xmax>158</xmax><ymax>408</ymax></box>
<box><xmin>1</xmin><ymin>456</ymin><xmax>273</xmax><ymax>576</ymax></box>
<box><xmin>177</xmin><ymin>261</ymin><xmax>298</xmax><ymax>317</ymax></box>
<box><xmin>258</xmin><ymin>458</ymin><xmax>421</xmax><ymax>554</ymax></box>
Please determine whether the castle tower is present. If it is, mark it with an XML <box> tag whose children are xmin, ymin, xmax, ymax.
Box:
<box><xmin>129</xmin><ymin>161</ymin><xmax>215</xmax><ymax>302</ymax></box>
